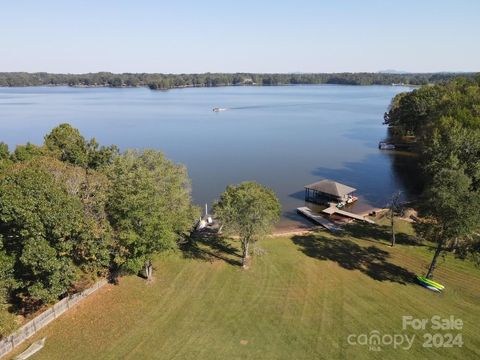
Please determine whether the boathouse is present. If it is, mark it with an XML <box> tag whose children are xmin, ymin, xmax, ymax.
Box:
<box><xmin>304</xmin><ymin>179</ymin><xmax>356</xmax><ymax>204</ymax></box>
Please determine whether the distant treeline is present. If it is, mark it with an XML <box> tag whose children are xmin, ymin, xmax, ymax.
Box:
<box><xmin>0</xmin><ymin>72</ymin><xmax>477</xmax><ymax>89</ymax></box>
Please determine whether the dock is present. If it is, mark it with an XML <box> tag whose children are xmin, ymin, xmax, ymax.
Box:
<box><xmin>322</xmin><ymin>205</ymin><xmax>375</xmax><ymax>224</ymax></box>
<box><xmin>296</xmin><ymin>207</ymin><xmax>342</xmax><ymax>232</ymax></box>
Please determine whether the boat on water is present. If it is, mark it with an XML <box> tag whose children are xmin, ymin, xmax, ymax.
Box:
<box><xmin>345</xmin><ymin>195</ymin><xmax>358</xmax><ymax>204</ymax></box>
<box><xmin>336</xmin><ymin>195</ymin><xmax>358</xmax><ymax>208</ymax></box>
<box><xmin>378</xmin><ymin>141</ymin><xmax>396</xmax><ymax>150</ymax></box>
<box><xmin>213</xmin><ymin>107</ymin><xmax>226</xmax><ymax>112</ymax></box>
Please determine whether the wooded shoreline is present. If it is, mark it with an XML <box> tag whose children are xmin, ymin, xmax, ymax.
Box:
<box><xmin>0</xmin><ymin>72</ymin><xmax>476</xmax><ymax>89</ymax></box>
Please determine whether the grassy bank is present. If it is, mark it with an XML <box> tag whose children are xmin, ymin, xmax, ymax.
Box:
<box><xmin>6</xmin><ymin>222</ymin><xmax>480</xmax><ymax>359</ymax></box>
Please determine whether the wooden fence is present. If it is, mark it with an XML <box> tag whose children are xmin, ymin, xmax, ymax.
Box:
<box><xmin>0</xmin><ymin>279</ymin><xmax>108</xmax><ymax>358</ymax></box>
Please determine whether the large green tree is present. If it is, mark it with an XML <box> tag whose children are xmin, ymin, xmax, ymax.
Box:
<box><xmin>106</xmin><ymin>150</ymin><xmax>197</xmax><ymax>280</ymax></box>
<box><xmin>44</xmin><ymin>123</ymin><xmax>89</xmax><ymax>166</ymax></box>
<box><xmin>0</xmin><ymin>158</ymin><xmax>111</xmax><ymax>305</ymax></box>
<box><xmin>213</xmin><ymin>182</ymin><xmax>281</xmax><ymax>268</ymax></box>
<box><xmin>385</xmin><ymin>78</ymin><xmax>480</xmax><ymax>278</ymax></box>
<box><xmin>0</xmin><ymin>163</ymin><xmax>79</xmax><ymax>304</ymax></box>
<box><xmin>34</xmin><ymin>157</ymin><xmax>113</xmax><ymax>276</ymax></box>
<box><xmin>420</xmin><ymin>119</ymin><xmax>480</xmax><ymax>278</ymax></box>
<box><xmin>384</xmin><ymin>77</ymin><xmax>480</xmax><ymax>137</ymax></box>
<box><xmin>44</xmin><ymin>123</ymin><xmax>118</xmax><ymax>169</ymax></box>
<box><xmin>418</xmin><ymin>169</ymin><xmax>480</xmax><ymax>278</ymax></box>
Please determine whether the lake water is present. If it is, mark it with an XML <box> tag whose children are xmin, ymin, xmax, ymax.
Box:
<box><xmin>0</xmin><ymin>85</ymin><xmax>419</xmax><ymax>227</ymax></box>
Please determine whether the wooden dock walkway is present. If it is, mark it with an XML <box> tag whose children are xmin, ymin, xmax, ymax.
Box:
<box><xmin>323</xmin><ymin>205</ymin><xmax>375</xmax><ymax>224</ymax></box>
<box><xmin>296</xmin><ymin>207</ymin><xmax>342</xmax><ymax>232</ymax></box>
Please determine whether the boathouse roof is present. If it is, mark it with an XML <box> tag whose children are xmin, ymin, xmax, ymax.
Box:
<box><xmin>304</xmin><ymin>179</ymin><xmax>356</xmax><ymax>197</ymax></box>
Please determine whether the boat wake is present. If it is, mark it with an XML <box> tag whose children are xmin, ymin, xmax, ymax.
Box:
<box><xmin>229</xmin><ymin>102</ymin><xmax>319</xmax><ymax>110</ymax></box>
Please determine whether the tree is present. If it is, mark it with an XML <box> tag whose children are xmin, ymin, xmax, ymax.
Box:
<box><xmin>387</xmin><ymin>191</ymin><xmax>402</xmax><ymax>246</ymax></box>
<box><xmin>0</xmin><ymin>157</ymin><xmax>112</xmax><ymax>305</ymax></box>
<box><xmin>44</xmin><ymin>123</ymin><xmax>89</xmax><ymax>167</ymax></box>
<box><xmin>0</xmin><ymin>238</ymin><xmax>16</xmax><ymax>337</ymax></box>
<box><xmin>0</xmin><ymin>163</ymin><xmax>79</xmax><ymax>304</ymax></box>
<box><xmin>44</xmin><ymin>124</ymin><xmax>118</xmax><ymax>170</ymax></box>
<box><xmin>0</xmin><ymin>142</ymin><xmax>12</xmax><ymax>173</ymax></box>
<box><xmin>86</xmin><ymin>138</ymin><xmax>119</xmax><ymax>170</ymax></box>
<box><xmin>213</xmin><ymin>182</ymin><xmax>281</xmax><ymax>268</ymax></box>
<box><xmin>0</xmin><ymin>142</ymin><xmax>8</xmax><ymax>160</ymax></box>
<box><xmin>106</xmin><ymin>150</ymin><xmax>197</xmax><ymax>280</ymax></box>
<box><xmin>418</xmin><ymin>169</ymin><xmax>480</xmax><ymax>278</ymax></box>
<box><xmin>11</xmin><ymin>142</ymin><xmax>46</xmax><ymax>162</ymax></box>
<box><xmin>33</xmin><ymin>157</ymin><xmax>113</xmax><ymax>276</ymax></box>
<box><xmin>384</xmin><ymin>78</ymin><xmax>480</xmax><ymax>277</ymax></box>
<box><xmin>19</xmin><ymin>238</ymin><xmax>76</xmax><ymax>304</ymax></box>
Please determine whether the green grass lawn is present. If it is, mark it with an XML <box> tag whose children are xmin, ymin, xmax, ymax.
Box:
<box><xmin>6</xmin><ymin>222</ymin><xmax>480</xmax><ymax>359</ymax></box>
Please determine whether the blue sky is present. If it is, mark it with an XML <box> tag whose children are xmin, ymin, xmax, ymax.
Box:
<box><xmin>1</xmin><ymin>0</ymin><xmax>479</xmax><ymax>73</ymax></box>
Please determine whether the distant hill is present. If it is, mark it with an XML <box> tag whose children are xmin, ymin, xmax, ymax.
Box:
<box><xmin>378</xmin><ymin>69</ymin><xmax>409</xmax><ymax>74</ymax></box>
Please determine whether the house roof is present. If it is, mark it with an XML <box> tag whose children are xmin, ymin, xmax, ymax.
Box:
<box><xmin>304</xmin><ymin>179</ymin><xmax>356</xmax><ymax>197</ymax></box>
